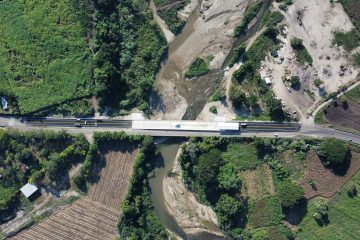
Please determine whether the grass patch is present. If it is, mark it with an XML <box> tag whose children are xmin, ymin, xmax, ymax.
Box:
<box><xmin>0</xmin><ymin>0</ymin><xmax>93</xmax><ymax>114</ymax></box>
<box><xmin>222</xmin><ymin>142</ymin><xmax>261</xmax><ymax>171</ymax></box>
<box><xmin>185</xmin><ymin>57</ymin><xmax>209</xmax><ymax>78</ymax></box>
<box><xmin>334</xmin><ymin>30</ymin><xmax>360</xmax><ymax>51</ymax></box>
<box><xmin>260</xmin><ymin>10</ymin><xmax>284</xmax><ymax>28</ymax></box>
<box><xmin>210</xmin><ymin>87</ymin><xmax>225</xmax><ymax>102</ymax></box>
<box><xmin>291</xmin><ymin>37</ymin><xmax>313</xmax><ymax>65</ymax></box>
<box><xmin>342</xmin><ymin>85</ymin><xmax>360</xmax><ymax>104</ymax></box>
<box><xmin>353</xmin><ymin>53</ymin><xmax>360</xmax><ymax>66</ymax></box>
<box><xmin>248</xmin><ymin>196</ymin><xmax>283</xmax><ymax>228</ymax></box>
<box><xmin>298</xmin><ymin>172</ymin><xmax>360</xmax><ymax>240</ymax></box>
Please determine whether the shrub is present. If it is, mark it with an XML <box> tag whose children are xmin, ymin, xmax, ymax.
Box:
<box><xmin>218</xmin><ymin>164</ymin><xmax>241</xmax><ymax>191</ymax></box>
<box><xmin>277</xmin><ymin>181</ymin><xmax>304</xmax><ymax>208</ymax></box>
<box><xmin>290</xmin><ymin>76</ymin><xmax>300</xmax><ymax>88</ymax></box>
<box><xmin>314</xmin><ymin>78</ymin><xmax>324</xmax><ymax>87</ymax></box>
<box><xmin>334</xmin><ymin>30</ymin><xmax>360</xmax><ymax>51</ymax></box>
<box><xmin>185</xmin><ymin>58</ymin><xmax>209</xmax><ymax>78</ymax></box>
<box><xmin>291</xmin><ymin>38</ymin><xmax>304</xmax><ymax>49</ymax></box>
<box><xmin>347</xmin><ymin>184</ymin><xmax>357</xmax><ymax>197</ymax></box>
<box><xmin>318</xmin><ymin>138</ymin><xmax>349</xmax><ymax>165</ymax></box>
<box><xmin>215</xmin><ymin>194</ymin><xmax>242</xmax><ymax>226</ymax></box>
<box><xmin>209</xmin><ymin>106</ymin><xmax>218</xmax><ymax>114</ymax></box>
<box><xmin>230</xmin><ymin>84</ymin><xmax>247</xmax><ymax>108</ymax></box>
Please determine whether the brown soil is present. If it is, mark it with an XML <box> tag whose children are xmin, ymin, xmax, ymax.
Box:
<box><xmin>10</xmin><ymin>197</ymin><xmax>119</xmax><ymax>240</ymax></box>
<box><xmin>324</xmin><ymin>101</ymin><xmax>360</xmax><ymax>132</ymax></box>
<box><xmin>89</xmin><ymin>145</ymin><xmax>138</xmax><ymax>209</ymax></box>
<box><xmin>299</xmin><ymin>150</ymin><xmax>360</xmax><ymax>199</ymax></box>
<box><xmin>240</xmin><ymin>164</ymin><xmax>275</xmax><ymax>201</ymax></box>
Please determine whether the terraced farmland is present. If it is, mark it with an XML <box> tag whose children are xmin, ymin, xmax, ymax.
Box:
<box><xmin>9</xmin><ymin>145</ymin><xmax>138</xmax><ymax>240</ymax></box>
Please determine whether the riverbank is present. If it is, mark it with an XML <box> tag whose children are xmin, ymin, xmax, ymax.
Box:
<box><xmin>163</xmin><ymin>145</ymin><xmax>225</xmax><ymax>238</ymax></box>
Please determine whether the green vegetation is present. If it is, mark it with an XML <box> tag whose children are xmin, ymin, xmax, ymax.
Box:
<box><xmin>334</xmin><ymin>30</ymin><xmax>360</xmax><ymax>51</ymax></box>
<box><xmin>93</xmin><ymin>0</ymin><xmax>167</xmax><ymax>113</ymax></box>
<box><xmin>209</xmin><ymin>105</ymin><xmax>218</xmax><ymax>114</ymax></box>
<box><xmin>228</xmin><ymin>44</ymin><xmax>246</xmax><ymax>68</ymax></box>
<box><xmin>156</xmin><ymin>1</ymin><xmax>186</xmax><ymax>35</ymax></box>
<box><xmin>0</xmin><ymin>129</ymin><xmax>89</xmax><ymax>222</ymax></box>
<box><xmin>185</xmin><ymin>57</ymin><xmax>209</xmax><ymax>78</ymax></box>
<box><xmin>210</xmin><ymin>87</ymin><xmax>226</xmax><ymax>102</ymax></box>
<box><xmin>277</xmin><ymin>181</ymin><xmax>304</xmax><ymax>208</ymax></box>
<box><xmin>276</xmin><ymin>0</ymin><xmax>293</xmax><ymax>12</ymax></box>
<box><xmin>0</xmin><ymin>0</ymin><xmax>93</xmax><ymax>114</ymax></box>
<box><xmin>260</xmin><ymin>10</ymin><xmax>284</xmax><ymax>28</ymax></box>
<box><xmin>339</xmin><ymin>0</ymin><xmax>360</xmax><ymax>30</ymax></box>
<box><xmin>353</xmin><ymin>53</ymin><xmax>360</xmax><ymax>66</ymax></box>
<box><xmin>290</xmin><ymin>37</ymin><xmax>313</xmax><ymax>66</ymax></box>
<box><xmin>290</xmin><ymin>75</ymin><xmax>300</xmax><ymax>88</ymax></box>
<box><xmin>234</xmin><ymin>0</ymin><xmax>264</xmax><ymax>36</ymax></box>
<box><xmin>314</xmin><ymin>78</ymin><xmax>324</xmax><ymax>87</ymax></box>
<box><xmin>318</xmin><ymin>138</ymin><xmax>350</xmax><ymax>165</ymax></box>
<box><xmin>298</xmin><ymin>171</ymin><xmax>360</xmax><ymax>240</ymax></box>
<box><xmin>179</xmin><ymin>137</ymin><xmax>315</xmax><ymax>238</ymax></box>
<box><xmin>215</xmin><ymin>194</ymin><xmax>242</xmax><ymax>227</ymax></box>
<box><xmin>117</xmin><ymin>134</ymin><xmax>167</xmax><ymax>239</ymax></box>
<box><xmin>231</xmin><ymin>27</ymin><xmax>286</xmax><ymax>121</ymax></box>
<box><xmin>222</xmin><ymin>142</ymin><xmax>261</xmax><ymax>171</ymax></box>
<box><xmin>248</xmin><ymin>196</ymin><xmax>283</xmax><ymax>228</ymax></box>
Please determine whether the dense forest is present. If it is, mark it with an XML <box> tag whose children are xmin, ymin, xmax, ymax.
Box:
<box><xmin>93</xmin><ymin>0</ymin><xmax>167</xmax><ymax>114</ymax></box>
<box><xmin>0</xmin><ymin>129</ymin><xmax>89</xmax><ymax>222</ymax></box>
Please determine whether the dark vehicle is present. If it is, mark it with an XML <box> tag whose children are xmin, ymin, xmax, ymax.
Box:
<box><xmin>75</xmin><ymin>123</ymin><xmax>81</xmax><ymax>128</ymax></box>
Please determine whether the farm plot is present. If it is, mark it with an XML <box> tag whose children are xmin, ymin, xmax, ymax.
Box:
<box><xmin>323</xmin><ymin>101</ymin><xmax>360</xmax><ymax>133</ymax></box>
<box><xmin>299</xmin><ymin>150</ymin><xmax>360</xmax><ymax>199</ymax></box>
<box><xmin>10</xmin><ymin>197</ymin><xmax>119</xmax><ymax>240</ymax></box>
<box><xmin>89</xmin><ymin>145</ymin><xmax>139</xmax><ymax>210</ymax></box>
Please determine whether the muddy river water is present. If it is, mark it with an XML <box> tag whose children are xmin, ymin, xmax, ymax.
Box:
<box><xmin>149</xmin><ymin>139</ymin><xmax>225</xmax><ymax>239</ymax></box>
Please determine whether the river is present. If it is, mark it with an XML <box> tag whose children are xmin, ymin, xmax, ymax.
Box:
<box><xmin>152</xmin><ymin>0</ymin><xmax>272</xmax><ymax>120</ymax></box>
<box><xmin>149</xmin><ymin>0</ymin><xmax>272</xmax><ymax>238</ymax></box>
<box><xmin>149</xmin><ymin>139</ymin><xmax>226</xmax><ymax>239</ymax></box>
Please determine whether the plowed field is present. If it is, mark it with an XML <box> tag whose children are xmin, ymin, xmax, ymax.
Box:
<box><xmin>9</xmin><ymin>144</ymin><xmax>138</xmax><ymax>240</ymax></box>
<box><xmin>89</xmin><ymin>145</ymin><xmax>138</xmax><ymax>209</ymax></box>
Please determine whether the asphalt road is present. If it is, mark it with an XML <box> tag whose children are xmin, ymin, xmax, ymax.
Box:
<box><xmin>0</xmin><ymin>117</ymin><xmax>359</xmax><ymax>144</ymax></box>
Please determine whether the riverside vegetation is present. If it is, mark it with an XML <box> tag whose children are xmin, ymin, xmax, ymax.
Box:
<box><xmin>178</xmin><ymin>136</ymin><xmax>355</xmax><ymax>239</ymax></box>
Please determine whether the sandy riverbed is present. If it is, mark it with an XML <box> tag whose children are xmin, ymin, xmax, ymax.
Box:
<box><xmin>163</xmin><ymin>147</ymin><xmax>224</xmax><ymax>237</ymax></box>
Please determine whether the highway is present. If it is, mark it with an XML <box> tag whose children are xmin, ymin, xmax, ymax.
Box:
<box><xmin>0</xmin><ymin>117</ymin><xmax>358</xmax><ymax>144</ymax></box>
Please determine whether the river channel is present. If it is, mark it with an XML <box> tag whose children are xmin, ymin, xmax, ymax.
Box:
<box><xmin>149</xmin><ymin>138</ymin><xmax>225</xmax><ymax>239</ymax></box>
<box><xmin>149</xmin><ymin>0</ymin><xmax>272</xmax><ymax>238</ymax></box>
<box><xmin>152</xmin><ymin>0</ymin><xmax>272</xmax><ymax>120</ymax></box>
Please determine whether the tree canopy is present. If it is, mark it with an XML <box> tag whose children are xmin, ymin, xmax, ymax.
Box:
<box><xmin>277</xmin><ymin>181</ymin><xmax>304</xmax><ymax>208</ymax></box>
<box><xmin>319</xmin><ymin>138</ymin><xmax>349</xmax><ymax>165</ymax></box>
<box><xmin>215</xmin><ymin>194</ymin><xmax>242</xmax><ymax>226</ymax></box>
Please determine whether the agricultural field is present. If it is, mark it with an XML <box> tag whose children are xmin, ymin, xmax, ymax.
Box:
<box><xmin>10</xmin><ymin>197</ymin><xmax>120</xmax><ymax>240</ymax></box>
<box><xmin>315</xmin><ymin>85</ymin><xmax>360</xmax><ymax>134</ymax></box>
<box><xmin>298</xmin><ymin>171</ymin><xmax>360</xmax><ymax>240</ymax></box>
<box><xmin>0</xmin><ymin>0</ymin><xmax>93</xmax><ymax>114</ymax></box>
<box><xmin>88</xmin><ymin>144</ymin><xmax>138</xmax><ymax>209</ymax></box>
<box><xmin>299</xmin><ymin>149</ymin><xmax>360</xmax><ymax>199</ymax></box>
